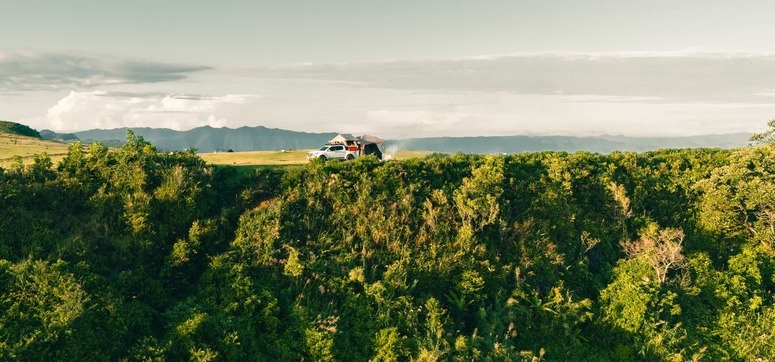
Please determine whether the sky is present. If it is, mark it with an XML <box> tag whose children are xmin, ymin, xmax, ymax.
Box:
<box><xmin>1</xmin><ymin>1</ymin><xmax>775</xmax><ymax>138</ymax></box>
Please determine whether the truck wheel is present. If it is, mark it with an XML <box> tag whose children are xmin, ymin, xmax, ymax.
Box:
<box><xmin>346</xmin><ymin>154</ymin><xmax>354</xmax><ymax>161</ymax></box>
<box><xmin>320</xmin><ymin>156</ymin><xmax>327</xmax><ymax>162</ymax></box>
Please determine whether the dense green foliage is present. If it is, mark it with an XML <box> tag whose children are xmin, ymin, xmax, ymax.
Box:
<box><xmin>0</xmin><ymin>121</ymin><xmax>41</xmax><ymax>138</ymax></box>
<box><xmin>1</xmin><ymin>130</ymin><xmax>773</xmax><ymax>360</ymax></box>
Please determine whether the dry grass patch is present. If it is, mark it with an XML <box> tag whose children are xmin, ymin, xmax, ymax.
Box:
<box><xmin>392</xmin><ymin>150</ymin><xmax>434</xmax><ymax>160</ymax></box>
<box><xmin>201</xmin><ymin>149</ymin><xmax>435</xmax><ymax>166</ymax></box>
<box><xmin>0</xmin><ymin>133</ymin><xmax>70</xmax><ymax>167</ymax></box>
<box><xmin>200</xmin><ymin>150</ymin><xmax>310</xmax><ymax>166</ymax></box>
<box><xmin>1</xmin><ymin>134</ymin><xmax>438</xmax><ymax>168</ymax></box>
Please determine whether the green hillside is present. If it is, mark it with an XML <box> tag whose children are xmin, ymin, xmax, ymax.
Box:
<box><xmin>0</xmin><ymin>120</ymin><xmax>41</xmax><ymax>138</ymax></box>
<box><xmin>0</xmin><ymin>130</ymin><xmax>773</xmax><ymax>360</ymax></box>
<box><xmin>0</xmin><ymin>123</ymin><xmax>69</xmax><ymax>168</ymax></box>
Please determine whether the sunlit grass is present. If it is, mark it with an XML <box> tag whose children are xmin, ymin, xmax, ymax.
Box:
<box><xmin>200</xmin><ymin>149</ymin><xmax>434</xmax><ymax>166</ymax></box>
<box><xmin>0</xmin><ymin>133</ymin><xmax>437</xmax><ymax>169</ymax></box>
<box><xmin>199</xmin><ymin>150</ymin><xmax>310</xmax><ymax>166</ymax></box>
<box><xmin>0</xmin><ymin>133</ymin><xmax>69</xmax><ymax>167</ymax></box>
<box><xmin>392</xmin><ymin>150</ymin><xmax>434</xmax><ymax>160</ymax></box>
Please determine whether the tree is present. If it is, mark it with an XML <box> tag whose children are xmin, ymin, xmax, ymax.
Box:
<box><xmin>621</xmin><ymin>226</ymin><xmax>687</xmax><ymax>284</ymax></box>
<box><xmin>0</xmin><ymin>259</ymin><xmax>89</xmax><ymax>360</ymax></box>
<box><xmin>695</xmin><ymin>145</ymin><xmax>775</xmax><ymax>250</ymax></box>
<box><xmin>454</xmin><ymin>155</ymin><xmax>505</xmax><ymax>230</ymax></box>
<box><xmin>749</xmin><ymin>117</ymin><xmax>775</xmax><ymax>145</ymax></box>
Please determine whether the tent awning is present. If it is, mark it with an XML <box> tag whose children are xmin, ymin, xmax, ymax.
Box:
<box><xmin>358</xmin><ymin>134</ymin><xmax>386</xmax><ymax>145</ymax></box>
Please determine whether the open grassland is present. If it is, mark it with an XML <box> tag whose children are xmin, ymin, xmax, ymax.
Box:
<box><xmin>390</xmin><ymin>150</ymin><xmax>433</xmax><ymax>160</ymax></box>
<box><xmin>200</xmin><ymin>149</ymin><xmax>434</xmax><ymax>166</ymax></box>
<box><xmin>200</xmin><ymin>150</ymin><xmax>309</xmax><ymax>165</ymax></box>
<box><xmin>0</xmin><ymin>134</ymin><xmax>435</xmax><ymax>169</ymax></box>
<box><xmin>0</xmin><ymin>133</ymin><xmax>69</xmax><ymax>167</ymax></box>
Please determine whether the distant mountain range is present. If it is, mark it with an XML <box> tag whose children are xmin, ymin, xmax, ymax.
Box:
<box><xmin>72</xmin><ymin>125</ymin><xmax>752</xmax><ymax>154</ymax></box>
<box><xmin>74</xmin><ymin>126</ymin><xmax>337</xmax><ymax>152</ymax></box>
<box><xmin>395</xmin><ymin>133</ymin><xmax>751</xmax><ymax>154</ymax></box>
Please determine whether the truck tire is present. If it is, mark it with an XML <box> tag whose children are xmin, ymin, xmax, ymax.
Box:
<box><xmin>346</xmin><ymin>154</ymin><xmax>354</xmax><ymax>161</ymax></box>
<box><xmin>320</xmin><ymin>155</ymin><xmax>327</xmax><ymax>162</ymax></box>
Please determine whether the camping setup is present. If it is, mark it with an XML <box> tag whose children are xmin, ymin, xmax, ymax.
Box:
<box><xmin>316</xmin><ymin>134</ymin><xmax>386</xmax><ymax>160</ymax></box>
<box><xmin>354</xmin><ymin>134</ymin><xmax>386</xmax><ymax>159</ymax></box>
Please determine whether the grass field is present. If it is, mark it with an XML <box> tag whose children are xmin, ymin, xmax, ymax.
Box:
<box><xmin>199</xmin><ymin>149</ymin><xmax>433</xmax><ymax>166</ymax></box>
<box><xmin>0</xmin><ymin>133</ymin><xmax>70</xmax><ymax>168</ymax></box>
<box><xmin>200</xmin><ymin>150</ymin><xmax>309</xmax><ymax>165</ymax></box>
<box><xmin>0</xmin><ymin>132</ymin><xmax>435</xmax><ymax>169</ymax></box>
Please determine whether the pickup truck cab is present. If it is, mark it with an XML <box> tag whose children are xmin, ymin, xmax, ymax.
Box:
<box><xmin>307</xmin><ymin>144</ymin><xmax>358</xmax><ymax>161</ymax></box>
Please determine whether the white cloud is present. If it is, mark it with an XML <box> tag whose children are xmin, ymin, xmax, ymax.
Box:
<box><xmin>153</xmin><ymin>94</ymin><xmax>252</xmax><ymax>112</ymax></box>
<box><xmin>43</xmin><ymin>91</ymin><xmax>260</xmax><ymax>131</ymax></box>
<box><xmin>206</xmin><ymin>114</ymin><xmax>229</xmax><ymax>128</ymax></box>
<box><xmin>360</xmin><ymin>93</ymin><xmax>775</xmax><ymax>138</ymax></box>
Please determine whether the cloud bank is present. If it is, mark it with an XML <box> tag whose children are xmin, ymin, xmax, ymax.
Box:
<box><xmin>43</xmin><ymin>91</ymin><xmax>259</xmax><ymax>131</ymax></box>
<box><xmin>15</xmin><ymin>51</ymin><xmax>775</xmax><ymax>137</ymax></box>
<box><xmin>223</xmin><ymin>52</ymin><xmax>775</xmax><ymax>137</ymax></box>
<box><xmin>246</xmin><ymin>52</ymin><xmax>775</xmax><ymax>104</ymax></box>
<box><xmin>0</xmin><ymin>52</ymin><xmax>210</xmax><ymax>92</ymax></box>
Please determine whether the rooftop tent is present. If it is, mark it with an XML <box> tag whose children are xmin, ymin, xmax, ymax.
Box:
<box><xmin>325</xmin><ymin>133</ymin><xmax>387</xmax><ymax>159</ymax></box>
<box><xmin>329</xmin><ymin>134</ymin><xmax>359</xmax><ymax>144</ymax></box>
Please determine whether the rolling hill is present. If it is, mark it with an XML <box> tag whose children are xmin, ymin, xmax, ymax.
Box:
<box><xmin>0</xmin><ymin>121</ymin><xmax>70</xmax><ymax>167</ymax></box>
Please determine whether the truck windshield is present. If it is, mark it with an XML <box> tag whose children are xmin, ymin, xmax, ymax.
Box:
<box><xmin>319</xmin><ymin>146</ymin><xmax>328</xmax><ymax>151</ymax></box>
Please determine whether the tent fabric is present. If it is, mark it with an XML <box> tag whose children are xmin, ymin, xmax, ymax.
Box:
<box><xmin>358</xmin><ymin>134</ymin><xmax>386</xmax><ymax>145</ymax></box>
<box><xmin>363</xmin><ymin>143</ymin><xmax>383</xmax><ymax>158</ymax></box>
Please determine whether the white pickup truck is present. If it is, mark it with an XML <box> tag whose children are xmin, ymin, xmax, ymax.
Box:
<box><xmin>307</xmin><ymin>144</ymin><xmax>359</xmax><ymax>161</ymax></box>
